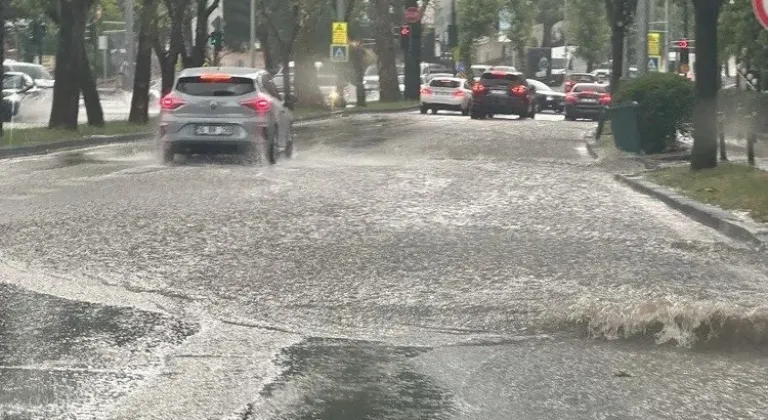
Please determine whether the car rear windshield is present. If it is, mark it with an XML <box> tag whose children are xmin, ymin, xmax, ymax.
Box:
<box><xmin>429</xmin><ymin>79</ymin><xmax>460</xmax><ymax>88</ymax></box>
<box><xmin>480</xmin><ymin>72</ymin><xmax>524</xmax><ymax>87</ymax></box>
<box><xmin>569</xmin><ymin>74</ymin><xmax>595</xmax><ymax>83</ymax></box>
<box><xmin>175</xmin><ymin>75</ymin><xmax>256</xmax><ymax>96</ymax></box>
<box><xmin>573</xmin><ymin>84</ymin><xmax>607</xmax><ymax>93</ymax></box>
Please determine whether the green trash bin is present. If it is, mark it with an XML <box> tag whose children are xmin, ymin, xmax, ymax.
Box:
<box><xmin>607</xmin><ymin>102</ymin><xmax>642</xmax><ymax>153</ymax></box>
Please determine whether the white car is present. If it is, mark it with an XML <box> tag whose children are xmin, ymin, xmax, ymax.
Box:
<box><xmin>419</xmin><ymin>76</ymin><xmax>472</xmax><ymax>115</ymax></box>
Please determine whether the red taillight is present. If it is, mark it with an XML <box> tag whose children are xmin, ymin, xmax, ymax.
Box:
<box><xmin>453</xmin><ymin>89</ymin><xmax>465</xmax><ymax>97</ymax></box>
<box><xmin>511</xmin><ymin>85</ymin><xmax>528</xmax><ymax>96</ymax></box>
<box><xmin>565</xmin><ymin>94</ymin><xmax>577</xmax><ymax>104</ymax></box>
<box><xmin>564</xmin><ymin>81</ymin><xmax>575</xmax><ymax>92</ymax></box>
<box><xmin>471</xmin><ymin>83</ymin><xmax>486</xmax><ymax>95</ymax></box>
<box><xmin>160</xmin><ymin>94</ymin><xmax>185</xmax><ymax>111</ymax></box>
<box><xmin>421</xmin><ymin>87</ymin><xmax>433</xmax><ymax>95</ymax></box>
<box><xmin>599</xmin><ymin>94</ymin><xmax>612</xmax><ymax>105</ymax></box>
<box><xmin>240</xmin><ymin>97</ymin><xmax>271</xmax><ymax>113</ymax></box>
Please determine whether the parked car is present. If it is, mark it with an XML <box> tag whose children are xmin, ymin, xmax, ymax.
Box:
<box><xmin>527</xmin><ymin>78</ymin><xmax>565</xmax><ymax>113</ymax></box>
<box><xmin>3</xmin><ymin>60</ymin><xmax>55</xmax><ymax>89</ymax></box>
<box><xmin>158</xmin><ymin>67</ymin><xmax>294</xmax><ymax>165</ymax></box>
<box><xmin>419</xmin><ymin>77</ymin><xmax>472</xmax><ymax>115</ymax></box>
<box><xmin>469</xmin><ymin>70</ymin><xmax>537</xmax><ymax>120</ymax></box>
<box><xmin>1</xmin><ymin>71</ymin><xmax>44</xmax><ymax>121</ymax></box>
<box><xmin>564</xmin><ymin>73</ymin><xmax>597</xmax><ymax>93</ymax></box>
<box><xmin>564</xmin><ymin>83</ymin><xmax>612</xmax><ymax>121</ymax></box>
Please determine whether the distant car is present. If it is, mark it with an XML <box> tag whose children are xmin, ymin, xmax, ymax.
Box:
<box><xmin>3</xmin><ymin>60</ymin><xmax>55</xmax><ymax>89</ymax></box>
<box><xmin>1</xmin><ymin>71</ymin><xmax>43</xmax><ymax>121</ymax></box>
<box><xmin>425</xmin><ymin>72</ymin><xmax>455</xmax><ymax>82</ymax></box>
<box><xmin>564</xmin><ymin>73</ymin><xmax>597</xmax><ymax>93</ymax></box>
<box><xmin>158</xmin><ymin>67</ymin><xmax>294</xmax><ymax>165</ymax></box>
<box><xmin>564</xmin><ymin>83</ymin><xmax>612</xmax><ymax>121</ymax></box>
<box><xmin>489</xmin><ymin>65</ymin><xmax>517</xmax><ymax>73</ymax></box>
<box><xmin>527</xmin><ymin>79</ymin><xmax>565</xmax><ymax>113</ymax></box>
<box><xmin>419</xmin><ymin>77</ymin><xmax>472</xmax><ymax>115</ymax></box>
<box><xmin>469</xmin><ymin>70</ymin><xmax>537</xmax><ymax>120</ymax></box>
<box><xmin>471</xmin><ymin>64</ymin><xmax>492</xmax><ymax>81</ymax></box>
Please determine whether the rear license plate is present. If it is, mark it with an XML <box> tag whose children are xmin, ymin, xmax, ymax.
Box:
<box><xmin>490</xmin><ymin>90</ymin><xmax>507</xmax><ymax>95</ymax></box>
<box><xmin>195</xmin><ymin>125</ymin><xmax>234</xmax><ymax>136</ymax></box>
<box><xmin>580</xmin><ymin>98</ymin><xmax>598</xmax><ymax>103</ymax></box>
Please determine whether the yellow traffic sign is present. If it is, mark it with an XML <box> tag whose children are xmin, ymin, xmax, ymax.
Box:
<box><xmin>648</xmin><ymin>32</ymin><xmax>661</xmax><ymax>57</ymax></box>
<box><xmin>332</xmin><ymin>21</ymin><xmax>348</xmax><ymax>45</ymax></box>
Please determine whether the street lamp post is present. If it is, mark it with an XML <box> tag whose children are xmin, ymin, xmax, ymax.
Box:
<box><xmin>250</xmin><ymin>0</ymin><xmax>256</xmax><ymax>67</ymax></box>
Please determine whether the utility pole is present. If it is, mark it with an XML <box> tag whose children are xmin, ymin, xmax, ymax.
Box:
<box><xmin>636</xmin><ymin>0</ymin><xmax>649</xmax><ymax>75</ymax></box>
<box><xmin>449</xmin><ymin>0</ymin><xmax>457</xmax><ymax>71</ymax></box>
<box><xmin>663</xmin><ymin>0</ymin><xmax>669</xmax><ymax>72</ymax></box>
<box><xmin>563</xmin><ymin>0</ymin><xmax>568</xmax><ymax>77</ymax></box>
<box><xmin>682</xmin><ymin>0</ymin><xmax>689</xmax><ymax>38</ymax></box>
<box><xmin>250</xmin><ymin>0</ymin><xmax>257</xmax><ymax>67</ymax></box>
<box><xmin>124</xmin><ymin>0</ymin><xmax>135</xmax><ymax>69</ymax></box>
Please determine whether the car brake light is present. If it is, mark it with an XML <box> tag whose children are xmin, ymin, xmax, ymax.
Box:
<box><xmin>421</xmin><ymin>87</ymin><xmax>433</xmax><ymax>95</ymax></box>
<box><xmin>471</xmin><ymin>83</ymin><xmax>486</xmax><ymax>94</ymax></box>
<box><xmin>160</xmin><ymin>94</ymin><xmax>185</xmax><ymax>111</ymax></box>
<box><xmin>240</xmin><ymin>97</ymin><xmax>271</xmax><ymax>113</ymax></box>
<box><xmin>199</xmin><ymin>73</ymin><xmax>232</xmax><ymax>82</ymax></box>
<box><xmin>453</xmin><ymin>89</ymin><xmax>465</xmax><ymax>97</ymax></box>
<box><xmin>565</xmin><ymin>94</ymin><xmax>577</xmax><ymax>104</ymax></box>
<box><xmin>511</xmin><ymin>85</ymin><xmax>527</xmax><ymax>96</ymax></box>
<box><xmin>599</xmin><ymin>94</ymin><xmax>612</xmax><ymax>105</ymax></box>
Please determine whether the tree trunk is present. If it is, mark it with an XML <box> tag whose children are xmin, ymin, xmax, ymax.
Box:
<box><xmin>372</xmin><ymin>0</ymin><xmax>400</xmax><ymax>102</ymax></box>
<box><xmin>191</xmin><ymin>0</ymin><xmax>213</xmax><ymax>67</ymax></box>
<box><xmin>49</xmin><ymin>0</ymin><xmax>89</xmax><ymax>130</ymax></box>
<box><xmin>282</xmin><ymin>55</ymin><xmax>292</xmax><ymax>100</ymax></box>
<box><xmin>608</xmin><ymin>24</ymin><xmax>624</xmax><ymax>94</ymax></box>
<box><xmin>257</xmin><ymin>28</ymin><xmax>273</xmax><ymax>70</ymax></box>
<box><xmin>690</xmin><ymin>0</ymin><xmax>721</xmax><ymax>170</ymax></box>
<box><xmin>155</xmin><ymin>2</ymin><xmax>186</xmax><ymax>96</ymax></box>
<box><xmin>352</xmin><ymin>45</ymin><xmax>366</xmax><ymax>106</ymax></box>
<box><xmin>293</xmin><ymin>26</ymin><xmax>325</xmax><ymax>108</ymax></box>
<box><xmin>80</xmin><ymin>50</ymin><xmax>104</xmax><ymax>126</ymax></box>
<box><xmin>130</xmin><ymin>0</ymin><xmax>159</xmax><ymax>123</ymax></box>
<box><xmin>541</xmin><ymin>22</ymin><xmax>554</xmax><ymax>47</ymax></box>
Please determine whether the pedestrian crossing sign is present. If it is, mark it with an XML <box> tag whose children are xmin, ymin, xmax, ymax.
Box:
<box><xmin>648</xmin><ymin>56</ymin><xmax>660</xmax><ymax>72</ymax></box>
<box><xmin>330</xmin><ymin>44</ymin><xmax>349</xmax><ymax>63</ymax></box>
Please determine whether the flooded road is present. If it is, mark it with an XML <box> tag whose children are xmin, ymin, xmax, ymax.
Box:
<box><xmin>1</xmin><ymin>111</ymin><xmax>767</xmax><ymax>418</ymax></box>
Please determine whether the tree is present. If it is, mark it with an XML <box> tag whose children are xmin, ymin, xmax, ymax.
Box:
<box><xmin>257</xmin><ymin>0</ymin><xmax>301</xmax><ymax>101</ymax></box>
<box><xmin>719</xmin><ymin>0</ymin><xmax>768</xmax><ymax>78</ymax></box>
<box><xmin>536</xmin><ymin>0</ymin><xmax>564</xmax><ymax>47</ymax></box>
<box><xmin>292</xmin><ymin>0</ymin><xmax>330</xmax><ymax>108</ymax></box>
<box><xmin>457</xmin><ymin>0</ymin><xmax>500</xmax><ymax>69</ymax></box>
<box><xmin>153</xmin><ymin>0</ymin><xmax>190</xmax><ymax>95</ymax></box>
<box><xmin>1</xmin><ymin>0</ymin><xmax>5</xmax><ymax>137</ymax></box>
<box><xmin>502</xmin><ymin>0</ymin><xmax>536</xmax><ymax>74</ymax></box>
<box><xmin>568</xmin><ymin>0</ymin><xmax>610</xmax><ymax>72</ymax></box>
<box><xmin>605</xmin><ymin>0</ymin><xmax>638</xmax><ymax>92</ymax></box>
<box><xmin>129</xmin><ymin>0</ymin><xmax>159</xmax><ymax>123</ymax></box>
<box><xmin>370</xmin><ymin>0</ymin><xmax>401</xmax><ymax>102</ymax></box>
<box><xmin>188</xmin><ymin>0</ymin><xmax>219</xmax><ymax>67</ymax></box>
<box><xmin>689</xmin><ymin>0</ymin><xmax>723</xmax><ymax>170</ymax></box>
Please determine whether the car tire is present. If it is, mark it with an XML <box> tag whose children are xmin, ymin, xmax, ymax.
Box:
<box><xmin>430</xmin><ymin>108</ymin><xmax>438</xmax><ymax>114</ymax></box>
<box><xmin>565</xmin><ymin>115</ymin><xmax>576</xmax><ymax>121</ymax></box>
<box><xmin>266</xmin><ymin>127</ymin><xmax>278</xmax><ymax>165</ymax></box>
<box><xmin>420</xmin><ymin>105</ymin><xmax>428</xmax><ymax>114</ymax></box>
<box><xmin>461</xmin><ymin>106</ymin><xmax>469</xmax><ymax>116</ymax></box>
<box><xmin>487</xmin><ymin>114</ymin><xmax>494</xmax><ymax>119</ymax></box>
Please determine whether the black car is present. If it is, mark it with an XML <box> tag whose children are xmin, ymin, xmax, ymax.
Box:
<box><xmin>469</xmin><ymin>71</ymin><xmax>537</xmax><ymax>120</ymax></box>
<box><xmin>527</xmin><ymin>79</ymin><xmax>565</xmax><ymax>113</ymax></box>
<box><xmin>564</xmin><ymin>83</ymin><xmax>612</xmax><ymax>121</ymax></box>
<box><xmin>1</xmin><ymin>72</ymin><xmax>42</xmax><ymax>122</ymax></box>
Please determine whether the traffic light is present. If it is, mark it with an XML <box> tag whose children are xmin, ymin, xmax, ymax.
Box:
<box><xmin>399</xmin><ymin>25</ymin><xmax>411</xmax><ymax>50</ymax></box>
<box><xmin>210</xmin><ymin>30</ymin><xmax>224</xmax><ymax>49</ymax></box>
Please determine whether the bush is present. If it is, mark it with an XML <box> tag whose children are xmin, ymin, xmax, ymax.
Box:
<box><xmin>614</xmin><ymin>73</ymin><xmax>694</xmax><ymax>154</ymax></box>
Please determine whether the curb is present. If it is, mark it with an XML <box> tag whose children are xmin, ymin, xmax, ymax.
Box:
<box><xmin>0</xmin><ymin>131</ymin><xmax>154</xmax><ymax>160</ymax></box>
<box><xmin>0</xmin><ymin>106</ymin><xmax>420</xmax><ymax>160</ymax></box>
<box><xmin>585</xmin><ymin>140</ymin><xmax>599</xmax><ymax>159</ymax></box>
<box><xmin>615</xmin><ymin>173</ymin><xmax>768</xmax><ymax>246</ymax></box>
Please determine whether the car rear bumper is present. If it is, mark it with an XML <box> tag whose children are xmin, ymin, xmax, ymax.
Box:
<box><xmin>538</xmin><ymin>97</ymin><xmax>564</xmax><ymax>111</ymax></box>
<box><xmin>421</xmin><ymin>96</ymin><xmax>466</xmax><ymax>108</ymax></box>
<box><xmin>565</xmin><ymin>104</ymin><xmax>605</xmax><ymax>118</ymax></box>
<box><xmin>472</xmin><ymin>96</ymin><xmax>528</xmax><ymax>114</ymax></box>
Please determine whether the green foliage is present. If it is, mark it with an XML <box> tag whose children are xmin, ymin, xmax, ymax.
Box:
<box><xmin>536</xmin><ymin>0</ymin><xmax>563</xmax><ymax>26</ymax></box>
<box><xmin>568</xmin><ymin>0</ymin><xmax>609</xmax><ymax>68</ymax></box>
<box><xmin>614</xmin><ymin>72</ymin><xmax>694</xmax><ymax>154</ymax></box>
<box><xmin>502</xmin><ymin>0</ymin><xmax>535</xmax><ymax>71</ymax></box>
<box><xmin>719</xmin><ymin>0</ymin><xmax>768</xmax><ymax>71</ymax></box>
<box><xmin>457</xmin><ymin>0</ymin><xmax>500</xmax><ymax>64</ymax></box>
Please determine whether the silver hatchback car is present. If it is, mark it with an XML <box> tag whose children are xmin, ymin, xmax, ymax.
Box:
<box><xmin>158</xmin><ymin>67</ymin><xmax>294</xmax><ymax>164</ymax></box>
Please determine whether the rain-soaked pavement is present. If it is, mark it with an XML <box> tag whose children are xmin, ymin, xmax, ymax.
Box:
<box><xmin>2</xmin><ymin>111</ymin><xmax>768</xmax><ymax>419</ymax></box>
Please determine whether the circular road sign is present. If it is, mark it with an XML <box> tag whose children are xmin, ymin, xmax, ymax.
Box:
<box><xmin>405</xmin><ymin>7</ymin><xmax>421</xmax><ymax>23</ymax></box>
<box><xmin>754</xmin><ymin>0</ymin><xmax>768</xmax><ymax>30</ymax></box>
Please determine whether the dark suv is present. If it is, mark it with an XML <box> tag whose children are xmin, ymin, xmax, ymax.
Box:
<box><xmin>469</xmin><ymin>71</ymin><xmax>537</xmax><ymax>120</ymax></box>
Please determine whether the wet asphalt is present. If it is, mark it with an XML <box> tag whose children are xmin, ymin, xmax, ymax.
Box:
<box><xmin>2</xmin><ymin>111</ymin><xmax>768</xmax><ymax>419</ymax></box>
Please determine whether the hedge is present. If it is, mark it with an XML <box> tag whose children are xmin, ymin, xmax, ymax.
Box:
<box><xmin>614</xmin><ymin>73</ymin><xmax>695</xmax><ymax>154</ymax></box>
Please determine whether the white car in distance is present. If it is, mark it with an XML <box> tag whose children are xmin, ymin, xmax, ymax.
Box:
<box><xmin>419</xmin><ymin>77</ymin><xmax>472</xmax><ymax>116</ymax></box>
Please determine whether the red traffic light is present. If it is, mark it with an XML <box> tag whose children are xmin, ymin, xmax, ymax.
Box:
<box><xmin>676</xmin><ymin>39</ymin><xmax>688</xmax><ymax>48</ymax></box>
<box><xmin>400</xmin><ymin>25</ymin><xmax>411</xmax><ymax>36</ymax></box>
